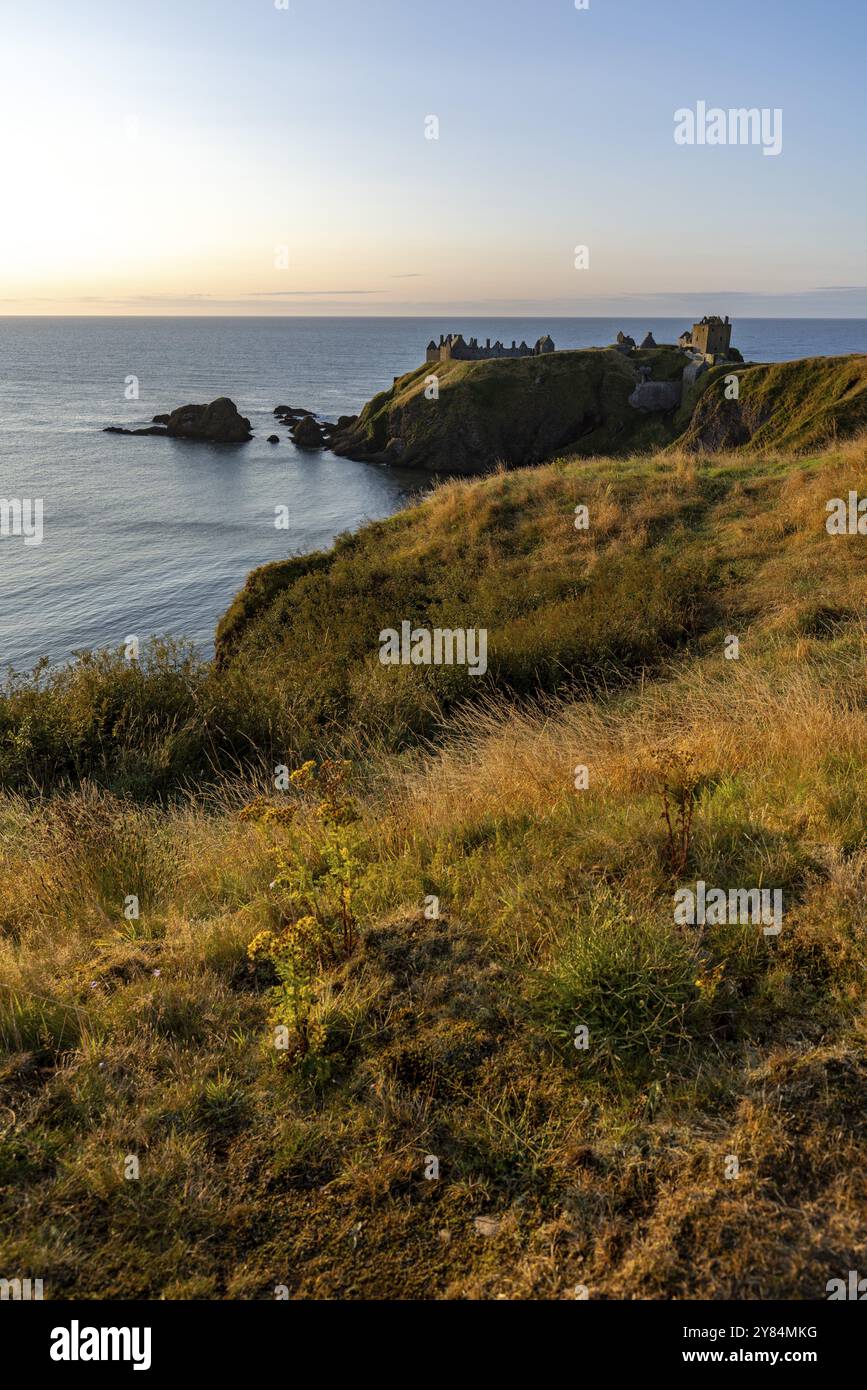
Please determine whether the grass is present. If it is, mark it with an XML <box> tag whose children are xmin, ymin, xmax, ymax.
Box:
<box><xmin>0</xmin><ymin>434</ymin><xmax>865</xmax><ymax>1298</ymax></box>
<box><xmin>5</xmin><ymin>434</ymin><xmax>864</xmax><ymax>796</ymax></box>
<box><xmin>331</xmin><ymin>346</ymin><xmax>684</xmax><ymax>471</ymax></box>
<box><xmin>679</xmin><ymin>353</ymin><xmax>867</xmax><ymax>453</ymax></box>
<box><xmin>332</xmin><ymin>347</ymin><xmax>867</xmax><ymax>474</ymax></box>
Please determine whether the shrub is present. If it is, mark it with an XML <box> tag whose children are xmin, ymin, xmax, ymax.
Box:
<box><xmin>532</xmin><ymin>888</ymin><xmax>703</xmax><ymax>1081</ymax></box>
<box><xmin>243</xmin><ymin>761</ymin><xmax>363</xmax><ymax>1060</ymax></box>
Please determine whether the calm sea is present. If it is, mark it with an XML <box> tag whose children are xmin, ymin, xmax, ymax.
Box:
<box><xmin>1</xmin><ymin>316</ymin><xmax>865</xmax><ymax>672</ymax></box>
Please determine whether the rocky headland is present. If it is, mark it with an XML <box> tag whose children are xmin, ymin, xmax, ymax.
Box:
<box><xmin>328</xmin><ymin>347</ymin><xmax>867</xmax><ymax>473</ymax></box>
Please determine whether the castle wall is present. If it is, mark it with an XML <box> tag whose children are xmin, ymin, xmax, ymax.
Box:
<box><xmin>691</xmin><ymin>321</ymin><xmax>732</xmax><ymax>357</ymax></box>
<box><xmin>426</xmin><ymin>334</ymin><xmax>554</xmax><ymax>364</ymax></box>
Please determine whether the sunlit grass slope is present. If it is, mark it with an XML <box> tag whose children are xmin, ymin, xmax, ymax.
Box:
<box><xmin>0</xmin><ymin>435</ymin><xmax>865</xmax><ymax>1298</ymax></box>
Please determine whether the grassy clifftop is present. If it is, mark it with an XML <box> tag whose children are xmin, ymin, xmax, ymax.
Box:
<box><xmin>216</xmin><ymin>447</ymin><xmax>718</xmax><ymax>688</ymax></box>
<box><xmin>1</xmin><ymin>435</ymin><xmax>865</xmax><ymax>1299</ymax></box>
<box><xmin>331</xmin><ymin>347</ymin><xmax>687</xmax><ymax>473</ymax></box>
<box><xmin>4</xmin><ymin>434</ymin><xmax>864</xmax><ymax>794</ymax></box>
<box><xmin>216</xmin><ymin>434</ymin><xmax>864</xmax><ymax>722</ymax></box>
<box><xmin>329</xmin><ymin>348</ymin><xmax>867</xmax><ymax>476</ymax></box>
<box><xmin>679</xmin><ymin>353</ymin><xmax>867</xmax><ymax>453</ymax></box>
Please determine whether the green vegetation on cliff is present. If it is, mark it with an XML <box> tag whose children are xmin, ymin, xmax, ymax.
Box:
<box><xmin>679</xmin><ymin>352</ymin><xmax>867</xmax><ymax>453</ymax></box>
<box><xmin>332</xmin><ymin>347</ymin><xmax>867</xmax><ymax>475</ymax></box>
<box><xmin>3</xmin><ymin>429</ymin><xmax>865</xmax><ymax>796</ymax></box>
<box><xmin>332</xmin><ymin>347</ymin><xmax>686</xmax><ymax>472</ymax></box>
<box><xmin>1</xmin><ymin>431</ymin><xmax>865</xmax><ymax>1299</ymax></box>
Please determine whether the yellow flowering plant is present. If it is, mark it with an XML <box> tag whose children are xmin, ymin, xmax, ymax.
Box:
<box><xmin>242</xmin><ymin>760</ymin><xmax>362</xmax><ymax>1058</ymax></box>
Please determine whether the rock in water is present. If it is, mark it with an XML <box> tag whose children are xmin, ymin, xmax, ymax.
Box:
<box><xmin>267</xmin><ymin>434</ymin><xmax>280</xmax><ymax>444</ymax></box>
<box><xmin>103</xmin><ymin>424</ymin><xmax>168</xmax><ymax>436</ymax></box>
<box><xmin>291</xmin><ymin>415</ymin><xmax>325</xmax><ymax>448</ymax></box>
<box><xmin>165</xmin><ymin>397</ymin><xmax>252</xmax><ymax>443</ymax></box>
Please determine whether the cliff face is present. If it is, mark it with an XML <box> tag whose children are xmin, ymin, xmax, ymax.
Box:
<box><xmin>330</xmin><ymin>349</ymin><xmax>867</xmax><ymax>474</ymax></box>
<box><xmin>212</xmin><ymin>352</ymin><xmax>867</xmax><ymax>684</ymax></box>
<box><xmin>330</xmin><ymin>348</ymin><xmax>686</xmax><ymax>473</ymax></box>
<box><xmin>678</xmin><ymin>355</ymin><xmax>867</xmax><ymax>453</ymax></box>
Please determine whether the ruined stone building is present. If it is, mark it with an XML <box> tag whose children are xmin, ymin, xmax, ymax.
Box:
<box><xmin>624</xmin><ymin>316</ymin><xmax>738</xmax><ymax>412</ymax></box>
<box><xmin>426</xmin><ymin>333</ymin><xmax>555</xmax><ymax>363</ymax></box>
<box><xmin>679</xmin><ymin>315</ymin><xmax>732</xmax><ymax>357</ymax></box>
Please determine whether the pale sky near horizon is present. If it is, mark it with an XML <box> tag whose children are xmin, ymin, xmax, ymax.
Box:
<box><xmin>1</xmin><ymin>0</ymin><xmax>865</xmax><ymax>316</ymax></box>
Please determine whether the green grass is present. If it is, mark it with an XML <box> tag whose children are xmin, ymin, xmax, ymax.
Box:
<box><xmin>0</xmin><ymin>433</ymin><xmax>866</xmax><ymax>1298</ymax></box>
<box><xmin>332</xmin><ymin>347</ymin><xmax>867</xmax><ymax>475</ymax></box>
<box><xmin>679</xmin><ymin>353</ymin><xmax>867</xmax><ymax>452</ymax></box>
<box><xmin>332</xmin><ymin>347</ymin><xmax>689</xmax><ymax>472</ymax></box>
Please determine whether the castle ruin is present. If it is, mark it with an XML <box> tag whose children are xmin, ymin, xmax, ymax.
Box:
<box><xmin>426</xmin><ymin>333</ymin><xmax>555</xmax><ymax>364</ymax></box>
<box><xmin>679</xmin><ymin>315</ymin><xmax>732</xmax><ymax>358</ymax></box>
<box><xmin>616</xmin><ymin>315</ymin><xmax>739</xmax><ymax>413</ymax></box>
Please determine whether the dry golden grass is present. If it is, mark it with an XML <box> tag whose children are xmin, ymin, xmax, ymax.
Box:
<box><xmin>1</xmin><ymin>439</ymin><xmax>865</xmax><ymax>1299</ymax></box>
<box><xmin>377</xmin><ymin>629</ymin><xmax>867</xmax><ymax>843</ymax></box>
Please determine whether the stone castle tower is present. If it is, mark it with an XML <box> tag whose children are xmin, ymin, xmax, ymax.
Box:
<box><xmin>679</xmin><ymin>315</ymin><xmax>732</xmax><ymax>358</ymax></box>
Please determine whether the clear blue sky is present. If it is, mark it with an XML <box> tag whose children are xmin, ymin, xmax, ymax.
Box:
<box><xmin>1</xmin><ymin>0</ymin><xmax>865</xmax><ymax>314</ymax></box>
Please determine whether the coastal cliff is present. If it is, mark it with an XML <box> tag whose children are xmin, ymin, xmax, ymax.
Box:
<box><xmin>330</xmin><ymin>349</ymin><xmax>867</xmax><ymax>474</ymax></box>
<box><xmin>330</xmin><ymin>347</ymin><xmax>687</xmax><ymax>473</ymax></box>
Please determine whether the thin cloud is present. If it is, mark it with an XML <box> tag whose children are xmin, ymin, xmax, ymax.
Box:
<box><xmin>246</xmin><ymin>289</ymin><xmax>383</xmax><ymax>297</ymax></box>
